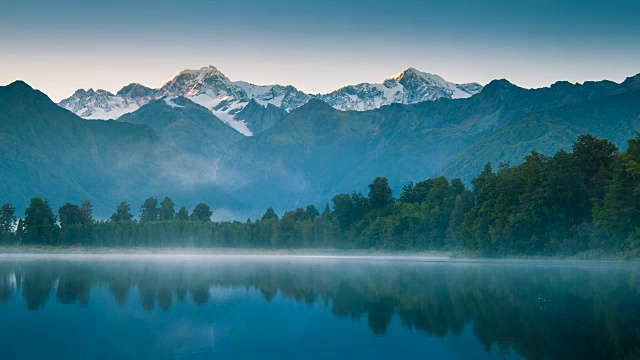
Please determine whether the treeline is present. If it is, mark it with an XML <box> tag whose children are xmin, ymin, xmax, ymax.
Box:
<box><xmin>1</xmin><ymin>133</ymin><xmax>640</xmax><ymax>256</ymax></box>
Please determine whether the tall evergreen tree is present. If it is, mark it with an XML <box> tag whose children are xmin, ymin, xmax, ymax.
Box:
<box><xmin>368</xmin><ymin>177</ymin><xmax>394</xmax><ymax>210</ymax></box>
<box><xmin>140</xmin><ymin>198</ymin><xmax>159</xmax><ymax>222</ymax></box>
<box><xmin>176</xmin><ymin>206</ymin><xmax>190</xmax><ymax>221</ymax></box>
<box><xmin>261</xmin><ymin>207</ymin><xmax>279</xmax><ymax>221</ymax></box>
<box><xmin>23</xmin><ymin>198</ymin><xmax>57</xmax><ymax>245</ymax></box>
<box><xmin>322</xmin><ymin>203</ymin><xmax>332</xmax><ymax>218</ymax></box>
<box><xmin>159</xmin><ymin>197</ymin><xmax>176</xmax><ymax>221</ymax></box>
<box><xmin>111</xmin><ymin>201</ymin><xmax>134</xmax><ymax>222</ymax></box>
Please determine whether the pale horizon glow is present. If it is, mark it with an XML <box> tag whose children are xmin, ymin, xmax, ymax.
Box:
<box><xmin>1</xmin><ymin>0</ymin><xmax>639</xmax><ymax>102</ymax></box>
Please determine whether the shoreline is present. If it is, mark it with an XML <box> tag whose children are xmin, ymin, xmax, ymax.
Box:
<box><xmin>0</xmin><ymin>246</ymin><xmax>635</xmax><ymax>262</ymax></box>
<box><xmin>0</xmin><ymin>246</ymin><xmax>453</xmax><ymax>258</ymax></box>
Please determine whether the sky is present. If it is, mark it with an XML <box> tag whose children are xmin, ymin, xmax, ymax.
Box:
<box><xmin>1</xmin><ymin>0</ymin><xmax>639</xmax><ymax>102</ymax></box>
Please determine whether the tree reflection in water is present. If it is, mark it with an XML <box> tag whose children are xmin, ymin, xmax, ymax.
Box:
<box><xmin>0</xmin><ymin>258</ymin><xmax>638</xmax><ymax>360</ymax></box>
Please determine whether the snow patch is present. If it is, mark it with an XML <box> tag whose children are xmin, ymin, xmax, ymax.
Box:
<box><xmin>212</xmin><ymin>109</ymin><xmax>253</xmax><ymax>136</ymax></box>
<box><xmin>82</xmin><ymin>103</ymin><xmax>140</xmax><ymax>120</ymax></box>
<box><xmin>164</xmin><ymin>98</ymin><xmax>184</xmax><ymax>108</ymax></box>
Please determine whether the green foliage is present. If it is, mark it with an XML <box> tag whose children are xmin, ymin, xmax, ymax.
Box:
<box><xmin>398</xmin><ymin>179</ymin><xmax>433</xmax><ymax>204</ymax></box>
<box><xmin>58</xmin><ymin>203</ymin><xmax>91</xmax><ymax>226</ymax></box>
<box><xmin>111</xmin><ymin>201</ymin><xmax>134</xmax><ymax>222</ymax></box>
<box><xmin>593</xmin><ymin>133</ymin><xmax>640</xmax><ymax>241</ymax></box>
<box><xmin>23</xmin><ymin>198</ymin><xmax>57</xmax><ymax>245</ymax></box>
<box><xmin>306</xmin><ymin>205</ymin><xmax>320</xmax><ymax>221</ymax></box>
<box><xmin>261</xmin><ymin>207</ymin><xmax>278</xmax><ymax>221</ymax></box>
<box><xmin>58</xmin><ymin>202</ymin><xmax>92</xmax><ymax>245</ymax></box>
<box><xmin>368</xmin><ymin>177</ymin><xmax>394</xmax><ymax>210</ymax></box>
<box><xmin>140</xmin><ymin>198</ymin><xmax>159</xmax><ymax>222</ymax></box>
<box><xmin>159</xmin><ymin>197</ymin><xmax>175</xmax><ymax>221</ymax></box>
<box><xmin>176</xmin><ymin>206</ymin><xmax>189</xmax><ymax>221</ymax></box>
<box><xmin>332</xmin><ymin>191</ymin><xmax>368</xmax><ymax>231</ymax></box>
<box><xmin>191</xmin><ymin>203</ymin><xmax>213</xmax><ymax>222</ymax></box>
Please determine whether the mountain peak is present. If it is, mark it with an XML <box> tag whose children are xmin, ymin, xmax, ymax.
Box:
<box><xmin>389</xmin><ymin>67</ymin><xmax>422</xmax><ymax>82</ymax></box>
<box><xmin>483</xmin><ymin>79</ymin><xmax>517</xmax><ymax>89</ymax></box>
<box><xmin>174</xmin><ymin>65</ymin><xmax>221</xmax><ymax>79</ymax></box>
<box><xmin>162</xmin><ymin>65</ymin><xmax>231</xmax><ymax>95</ymax></box>
<box><xmin>0</xmin><ymin>81</ymin><xmax>45</xmax><ymax>103</ymax></box>
<box><xmin>5</xmin><ymin>80</ymin><xmax>34</xmax><ymax>91</ymax></box>
<box><xmin>388</xmin><ymin>67</ymin><xmax>445</xmax><ymax>84</ymax></box>
<box><xmin>476</xmin><ymin>79</ymin><xmax>522</xmax><ymax>100</ymax></box>
<box><xmin>0</xmin><ymin>80</ymin><xmax>58</xmax><ymax>111</ymax></box>
<box><xmin>72</xmin><ymin>88</ymin><xmax>114</xmax><ymax>97</ymax></box>
<box><xmin>116</xmin><ymin>83</ymin><xmax>156</xmax><ymax>98</ymax></box>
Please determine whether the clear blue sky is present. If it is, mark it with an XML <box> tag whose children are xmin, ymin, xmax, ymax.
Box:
<box><xmin>1</xmin><ymin>0</ymin><xmax>639</xmax><ymax>101</ymax></box>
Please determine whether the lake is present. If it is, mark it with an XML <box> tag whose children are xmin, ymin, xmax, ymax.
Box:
<box><xmin>0</xmin><ymin>255</ymin><xmax>638</xmax><ymax>359</ymax></box>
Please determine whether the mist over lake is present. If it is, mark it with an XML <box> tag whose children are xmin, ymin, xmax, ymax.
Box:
<box><xmin>0</xmin><ymin>256</ymin><xmax>638</xmax><ymax>359</ymax></box>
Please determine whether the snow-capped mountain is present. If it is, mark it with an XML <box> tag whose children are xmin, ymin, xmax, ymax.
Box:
<box><xmin>58</xmin><ymin>66</ymin><xmax>482</xmax><ymax>135</ymax></box>
<box><xmin>155</xmin><ymin>66</ymin><xmax>310</xmax><ymax>135</ymax></box>
<box><xmin>58</xmin><ymin>88</ymin><xmax>146</xmax><ymax>120</ymax></box>
<box><xmin>59</xmin><ymin>66</ymin><xmax>310</xmax><ymax>136</ymax></box>
<box><xmin>319</xmin><ymin>68</ymin><xmax>482</xmax><ymax>111</ymax></box>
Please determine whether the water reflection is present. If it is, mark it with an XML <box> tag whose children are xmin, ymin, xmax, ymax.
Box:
<box><xmin>0</xmin><ymin>257</ymin><xmax>639</xmax><ymax>359</ymax></box>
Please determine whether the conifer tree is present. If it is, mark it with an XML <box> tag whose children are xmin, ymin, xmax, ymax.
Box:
<box><xmin>159</xmin><ymin>197</ymin><xmax>176</xmax><ymax>221</ymax></box>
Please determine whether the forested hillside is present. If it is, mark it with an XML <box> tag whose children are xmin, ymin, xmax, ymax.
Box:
<box><xmin>2</xmin><ymin>134</ymin><xmax>639</xmax><ymax>257</ymax></box>
<box><xmin>219</xmin><ymin>75</ymin><xmax>640</xmax><ymax>211</ymax></box>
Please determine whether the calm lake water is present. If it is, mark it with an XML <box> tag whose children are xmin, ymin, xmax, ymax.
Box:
<box><xmin>0</xmin><ymin>255</ymin><xmax>638</xmax><ymax>359</ymax></box>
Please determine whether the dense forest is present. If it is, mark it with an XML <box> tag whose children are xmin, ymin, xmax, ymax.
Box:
<box><xmin>1</xmin><ymin>133</ymin><xmax>640</xmax><ymax>257</ymax></box>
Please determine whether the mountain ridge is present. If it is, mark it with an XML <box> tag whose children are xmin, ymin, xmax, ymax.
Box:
<box><xmin>58</xmin><ymin>65</ymin><xmax>483</xmax><ymax>135</ymax></box>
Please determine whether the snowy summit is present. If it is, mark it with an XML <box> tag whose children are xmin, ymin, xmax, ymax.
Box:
<box><xmin>58</xmin><ymin>66</ymin><xmax>483</xmax><ymax>136</ymax></box>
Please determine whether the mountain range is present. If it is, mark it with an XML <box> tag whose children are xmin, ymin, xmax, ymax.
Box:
<box><xmin>2</xmin><ymin>69</ymin><xmax>640</xmax><ymax>219</ymax></box>
<box><xmin>58</xmin><ymin>66</ymin><xmax>483</xmax><ymax>136</ymax></box>
<box><xmin>218</xmin><ymin>75</ymin><xmax>640</xmax><ymax>209</ymax></box>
